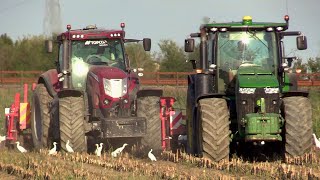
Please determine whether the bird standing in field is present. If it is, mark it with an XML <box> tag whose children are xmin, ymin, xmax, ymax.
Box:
<box><xmin>49</xmin><ymin>142</ymin><xmax>58</xmax><ymax>155</ymax></box>
<box><xmin>0</xmin><ymin>135</ymin><xmax>6</xmax><ymax>143</ymax></box>
<box><xmin>148</xmin><ymin>149</ymin><xmax>157</xmax><ymax>162</ymax></box>
<box><xmin>66</xmin><ymin>140</ymin><xmax>74</xmax><ymax>153</ymax></box>
<box><xmin>313</xmin><ymin>133</ymin><xmax>320</xmax><ymax>149</ymax></box>
<box><xmin>111</xmin><ymin>143</ymin><xmax>128</xmax><ymax>157</ymax></box>
<box><xmin>15</xmin><ymin>141</ymin><xmax>27</xmax><ymax>153</ymax></box>
<box><xmin>94</xmin><ymin>144</ymin><xmax>99</xmax><ymax>156</ymax></box>
<box><xmin>95</xmin><ymin>143</ymin><xmax>103</xmax><ymax>157</ymax></box>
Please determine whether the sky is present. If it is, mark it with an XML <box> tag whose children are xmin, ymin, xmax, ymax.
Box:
<box><xmin>0</xmin><ymin>0</ymin><xmax>319</xmax><ymax>62</ymax></box>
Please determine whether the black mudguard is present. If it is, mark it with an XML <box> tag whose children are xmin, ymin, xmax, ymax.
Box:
<box><xmin>137</xmin><ymin>89</ymin><xmax>163</xmax><ymax>98</ymax></box>
<box><xmin>57</xmin><ymin>89</ymin><xmax>83</xmax><ymax>98</ymax></box>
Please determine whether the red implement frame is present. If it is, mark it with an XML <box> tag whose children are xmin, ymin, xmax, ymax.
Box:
<box><xmin>159</xmin><ymin>97</ymin><xmax>187</xmax><ymax>151</ymax></box>
<box><xmin>5</xmin><ymin>84</ymin><xmax>30</xmax><ymax>143</ymax></box>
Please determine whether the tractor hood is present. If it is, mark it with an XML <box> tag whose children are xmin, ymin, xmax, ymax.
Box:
<box><xmin>237</xmin><ymin>64</ymin><xmax>279</xmax><ymax>88</ymax></box>
<box><xmin>89</xmin><ymin>66</ymin><xmax>127</xmax><ymax>80</ymax></box>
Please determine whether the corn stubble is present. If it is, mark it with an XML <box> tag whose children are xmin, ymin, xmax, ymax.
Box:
<box><xmin>0</xmin><ymin>146</ymin><xmax>319</xmax><ymax>179</ymax></box>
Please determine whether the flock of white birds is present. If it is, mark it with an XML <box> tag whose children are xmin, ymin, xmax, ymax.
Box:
<box><xmin>0</xmin><ymin>135</ymin><xmax>157</xmax><ymax>161</ymax></box>
<box><xmin>1</xmin><ymin>133</ymin><xmax>320</xmax><ymax>160</ymax></box>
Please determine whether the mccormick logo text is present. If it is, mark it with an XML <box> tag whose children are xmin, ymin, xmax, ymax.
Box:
<box><xmin>85</xmin><ymin>40</ymin><xmax>108</xmax><ymax>46</ymax></box>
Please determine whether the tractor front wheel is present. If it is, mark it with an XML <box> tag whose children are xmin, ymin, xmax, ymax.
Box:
<box><xmin>198</xmin><ymin>98</ymin><xmax>230</xmax><ymax>162</ymax></box>
<box><xmin>31</xmin><ymin>84</ymin><xmax>52</xmax><ymax>150</ymax></box>
<box><xmin>137</xmin><ymin>96</ymin><xmax>162</xmax><ymax>152</ymax></box>
<box><xmin>283</xmin><ymin>96</ymin><xmax>313</xmax><ymax>157</ymax></box>
<box><xmin>59</xmin><ymin>96</ymin><xmax>86</xmax><ymax>152</ymax></box>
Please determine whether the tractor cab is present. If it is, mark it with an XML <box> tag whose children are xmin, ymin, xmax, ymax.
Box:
<box><xmin>46</xmin><ymin>24</ymin><xmax>151</xmax><ymax>89</ymax></box>
<box><xmin>185</xmin><ymin>15</ymin><xmax>307</xmax><ymax>94</ymax></box>
<box><xmin>184</xmin><ymin>16</ymin><xmax>312</xmax><ymax>162</ymax></box>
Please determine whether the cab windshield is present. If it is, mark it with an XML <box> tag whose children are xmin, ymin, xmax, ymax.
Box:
<box><xmin>71</xmin><ymin>39</ymin><xmax>125</xmax><ymax>69</ymax></box>
<box><xmin>217</xmin><ymin>31</ymin><xmax>277</xmax><ymax>72</ymax></box>
<box><xmin>70</xmin><ymin>39</ymin><xmax>125</xmax><ymax>88</ymax></box>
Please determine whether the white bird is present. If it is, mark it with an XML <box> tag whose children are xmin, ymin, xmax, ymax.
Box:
<box><xmin>0</xmin><ymin>135</ymin><xmax>6</xmax><ymax>143</ymax></box>
<box><xmin>66</xmin><ymin>140</ymin><xmax>74</xmax><ymax>153</ymax></box>
<box><xmin>15</xmin><ymin>141</ymin><xmax>27</xmax><ymax>153</ymax></box>
<box><xmin>148</xmin><ymin>149</ymin><xmax>157</xmax><ymax>161</ymax></box>
<box><xmin>49</xmin><ymin>142</ymin><xmax>58</xmax><ymax>155</ymax></box>
<box><xmin>94</xmin><ymin>144</ymin><xmax>99</xmax><ymax>156</ymax></box>
<box><xmin>313</xmin><ymin>133</ymin><xmax>320</xmax><ymax>148</ymax></box>
<box><xmin>111</xmin><ymin>143</ymin><xmax>128</xmax><ymax>157</ymax></box>
<box><xmin>96</xmin><ymin>143</ymin><xmax>103</xmax><ymax>157</ymax></box>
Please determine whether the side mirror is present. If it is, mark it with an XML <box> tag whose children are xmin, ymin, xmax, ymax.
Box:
<box><xmin>45</xmin><ymin>40</ymin><xmax>53</xmax><ymax>53</ymax></box>
<box><xmin>297</xmin><ymin>36</ymin><xmax>307</xmax><ymax>50</ymax></box>
<box><xmin>184</xmin><ymin>39</ymin><xmax>194</xmax><ymax>52</ymax></box>
<box><xmin>143</xmin><ymin>38</ymin><xmax>151</xmax><ymax>51</ymax></box>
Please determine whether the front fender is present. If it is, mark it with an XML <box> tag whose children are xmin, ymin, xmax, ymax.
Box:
<box><xmin>37</xmin><ymin>69</ymin><xmax>62</xmax><ymax>97</ymax></box>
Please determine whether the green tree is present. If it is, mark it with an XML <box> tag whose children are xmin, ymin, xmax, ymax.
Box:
<box><xmin>306</xmin><ymin>57</ymin><xmax>320</xmax><ymax>73</ymax></box>
<box><xmin>125</xmin><ymin>43</ymin><xmax>157</xmax><ymax>71</ymax></box>
<box><xmin>13</xmin><ymin>35</ymin><xmax>56</xmax><ymax>71</ymax></box>
<box><xmin>293</xmin><ymin>57</ymin><xmax>307</xmax><ymax>73</ymax></box>
<box><xmin>0</xmin><ymin>34</ymin><xmax>14</xmax><ymax>70</ymax></box>
<box><xmin>158</xmin><ymin>40</ymin><xmax>191</xmax><ymax>72</ymax></box>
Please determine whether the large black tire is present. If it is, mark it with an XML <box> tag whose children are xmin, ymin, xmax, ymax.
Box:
<box><xmin>137</xmin><ymin>96</ymin><xmax>161</xmax><ymax>151</ymax></box>
<box><xmin>283</xmin><ymin>96</ymin><xmax>313</xmax><ymax>157</ymax></box>
<box><xmin>198</xmin><ymin>98</ymin><xmax>230</xmax><ymax>162</ymax></box>
<box><xmin>31</xmin><ymin>84</ymin><xmax>52</xmax><ymax>149</ymax></box>
<box><xmin>59</xmin><ymin>96</ymin><xmax>86</xmax><ymax>152</ymax></box>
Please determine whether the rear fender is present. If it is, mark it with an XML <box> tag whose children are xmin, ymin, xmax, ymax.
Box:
<box><xmin>37</xmin><ymin>69</ymin><xmax>62</xmax><ymax>97</ymax></box>
<box><xmin>137</xmin><ymin>89</ymin><xmax>163</xmax><ymax>98</ymax></box>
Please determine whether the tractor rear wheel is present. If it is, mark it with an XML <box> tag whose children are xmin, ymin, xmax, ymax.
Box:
<box><xmin>137</xmin><ymin>96</ymin><xmax>161</xmax><ymax>152</ymax></box>
<box><xmin>198</xmin><ymin>98</ymin><xmax>230</xmax><ymax>162</ymax></box>
<box><xmin>283</xmin><ymin>96</ymin><xmax>313</xmax><ymax>157</ymax></box>
<box><xmin>31</xmin><ymin>84</ymin><xmax>52</xmax><ymax>149</ymax></box>
<box><xmin>59</xmin><ymin>96</ymin><xmax>86</xmax><ymax>152</ymax></box>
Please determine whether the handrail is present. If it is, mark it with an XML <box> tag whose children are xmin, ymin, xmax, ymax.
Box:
<box><xmin>1</xmin><ymin>71</ymin><xmax>320</xmax><ymax>86</ymax></box>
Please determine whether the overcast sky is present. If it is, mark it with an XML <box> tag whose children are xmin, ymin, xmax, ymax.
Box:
<box><xmin>0</xmin><ymin>0</ymin><xmax>319</xmax><ymax>61</ymax></box>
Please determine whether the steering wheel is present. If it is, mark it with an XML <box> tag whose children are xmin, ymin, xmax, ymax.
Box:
<box><xmin>86</xmin><ymin>55</ymin><xmax>103</xmax><ymax>64</ymax></box>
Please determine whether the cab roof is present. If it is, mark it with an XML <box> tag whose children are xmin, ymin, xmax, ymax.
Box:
<box><xmin>201</xmin><ymin>16</ymin><xmax>288</xmax><ymax>31</ymax></box>
<box><xmin>57</xmin><ymin>26</ymin><xmax>125</xmax><ymax>41</ymax></box>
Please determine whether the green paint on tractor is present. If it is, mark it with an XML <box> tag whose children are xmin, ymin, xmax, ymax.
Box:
<box><xmin>185</xmin><ymin>15</ymin><xmax>312</xmax><ymax>162</ymax></box>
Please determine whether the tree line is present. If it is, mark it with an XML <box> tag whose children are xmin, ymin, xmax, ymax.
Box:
<box><xmin>0</xmin><ymin>33</ymin><xmax>318</xmax><ymax>73</ymax></box>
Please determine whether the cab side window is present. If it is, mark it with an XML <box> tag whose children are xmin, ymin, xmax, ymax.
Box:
<box><xmin>58</xmin><ymin>44</ymin><xmax>63</xmax><ymax>72</ymax></box>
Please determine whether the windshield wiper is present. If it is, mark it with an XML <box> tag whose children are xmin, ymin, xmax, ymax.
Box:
<box><xmin>247</xmin><ymin>30</ymin><xmax>268</xmax><ymax>49</ymax></box>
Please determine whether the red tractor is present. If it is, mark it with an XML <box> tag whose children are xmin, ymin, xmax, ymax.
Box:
<box><xmin>30</xmin><ymin>24</ymin><xmax>165</xmax><ymax>152</ymax></box>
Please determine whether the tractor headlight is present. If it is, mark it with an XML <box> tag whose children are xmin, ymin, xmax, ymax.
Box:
<box><xmin>103</xmin><ymin>78</ymin><xmax>128</xmax><ymax>98</ymax></box>
<box><xmin>239</xmin><ymin>88</ymin><xmax>256</xmax><ymax>94</ymax></box>
<box><xmin>264</xmin><ymin>87</ymin><xmax>279</xmax><ymax>94</ymax></box>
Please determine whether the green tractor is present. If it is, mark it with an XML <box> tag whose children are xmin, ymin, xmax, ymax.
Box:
<box><xmin>184</xmin><ymin>15</ymin><xmax>312</xmax><ymax>162</ymax></box>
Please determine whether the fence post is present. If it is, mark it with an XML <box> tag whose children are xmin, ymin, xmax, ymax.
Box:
<box><xmin>176</xmin><ymin>72</ymin><xmax>178</xmax><ymax>86</ymax></box>
<box><xmin>156</xmin><ymin>72</ymin><xmax>159</xmax><ymax>86</ymax></box>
